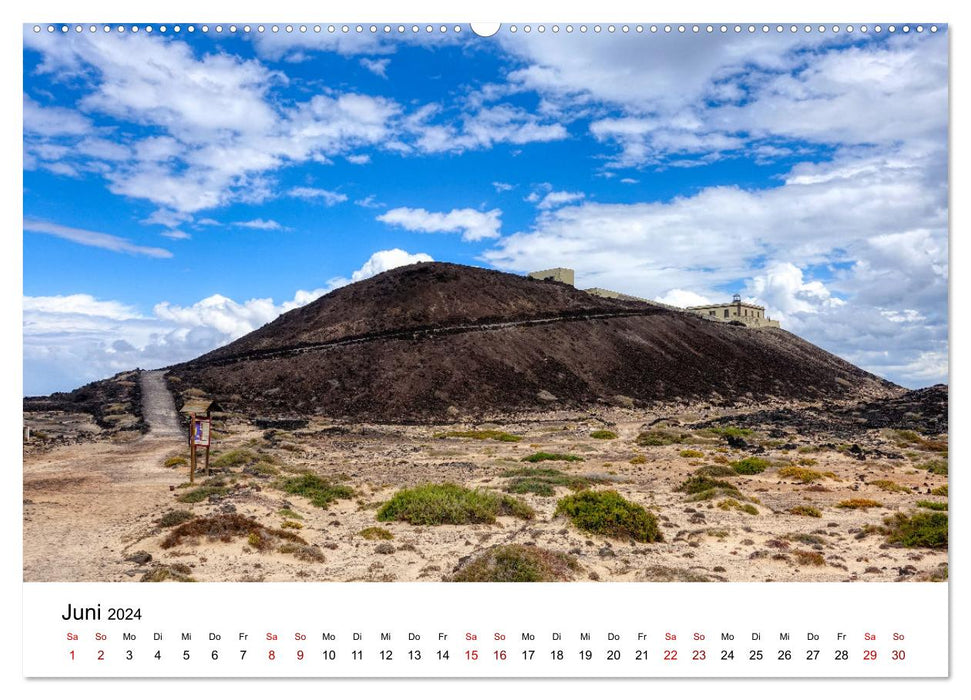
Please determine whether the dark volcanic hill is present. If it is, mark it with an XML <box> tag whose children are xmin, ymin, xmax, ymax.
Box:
<box><xmin>163</xmin><ymin>262</ymin><xmax>901</xmax><ymax>421</ymax></box>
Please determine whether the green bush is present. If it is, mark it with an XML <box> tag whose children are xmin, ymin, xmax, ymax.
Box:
<box><xmin>502</xmin><ymin>467</ymin><xmax>604</xmax><ymax>496</ymax></box>
<box><xmin>731</xmin><ymin>457</ymin><xmax>772</xmax><ymax>475</ymax></box>
<box><xmin>916</xmin><ymin>500</ymin><xmax>948</xmax><ymax>511</ymax></box>
<box><xmin>276</xmin><ymin>473</ymin><xmax>354</xmax><ymax>508</ymax></box>
<box><xmin>555</xmin><ymin>490</ymin><xmax>661</xmax><ymax>542</ymax></box>
<box><xmin>164</xmin><ymin>456</ymin><xmax>187</xmax><ymax>468</ymax></box>
<box><xmin>883</xmin><ymin>512</ymin><xmax>948</xmax><ymax>549</ymax></box>
<box><xmin>635</xmin><ymin>429</ymin><xmax>688</xmax><ymax>446</ymax></box>
<box><xmin>521</xmin><ymin>452</ymin><xmax>583</xmax><ymax>463</ymax></box>
<box><xmin>376</xmin><ymin>483</ymin><xmax>534</xmax><ymax>525</ymax></box>
<box><xmin>590</xmin><ymin>430</ymin><xmax>618</xmax><ymax>440</ymax></box>
<box><xmin>211</xmin><ymin>449</ymin><xmax>259</xmax><ymax>469</ymax></box>
<box><xmin>679</xmin><ymin>449</ymin><xmax>704</xmax><ymax>458</ymax></box>
<box><xmin>176</xmin><ymin>485</ymin><xmax>229</xmax><ymax>503</ymax></box>
<box><xmin>788</xmin><ymin>505</ymin><xmax>822</xmax><ymax>518</ymax></box>
<box><xmin>451</xmin><ymin>545</ymin><xmax>579</xmax><ymax>582</ymax></box>
<box><xmin>676</xmin><ymin>475</ymin><xmax>743</xmax><ymax>501</ymax></box>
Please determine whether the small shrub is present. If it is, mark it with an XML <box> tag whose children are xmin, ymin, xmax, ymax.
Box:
<box><xmin>277</xmin><ymin>507</ymin><xmax>303</xmax><ymax>520</ymax></box>
<box><xmin>916</xmin><ymin>500</ymin><xmax>947</xmax><ymax>511</ymax></box>
<box><xmin>434</xmin><ymin>430</ymin><xmax>522</xmax><ymax>443</ymax></box>
<box><xmin>629</xmin><ymin>455</ymin><xmax>647</xmax><ymax>465</ymax></box>
<box><xmin>718</xmin><ymin>499</ymin><xmax>758</xmax><ymax>515</ymax></box>
<box><xmin>176</xmin><ymin>485</ymin><xmax>229</xmax><ymax>503</ymax></box>
<box><xmin>731</xmin><ymin>457</ymin><xmax>772</xmax><ymax>475</ymax></box>
<box><xmin>869</xmin><ymin>479</ymin><xmax>909</xmax><ymax>493</ymax></box>
<box><xmin>590</xmin><ymin>429</ymin><xmax>618</xmax><ymax>440</ymax></box>
<box><xmin>889</xmin><ymin>430</ymin><xmax>947</xmax><ymax>453</ymax></box>
<box><xmin>276</xmin><ymin>473</ymin><xmax>354</xmax><ymax>508</ymax></box>
<box><xmin>792</xmin><ymin>550</ymin><xmax>826</xmax><ymax>566</ymax></box>
<box><xmin>920</xmin><ymin>459</ymin><xmax>948</xmax><ymax>476</ymax></box>
<box><xmin>777</xmin><ymin>466</ymin><xmax>824</xmax><ymax>483</ymax></box>
<box><xmin>788</xmin><ymin>505</ymin><xmax>822</xmax><ymax>518</ymax></box>
<box><xmin>837</xmin><ymin>499</ymin><xmax>883</xmax><ymax>510</ymax></box>
<box><xmin>278</xmin><ymin>543</ymin><xmax>326</xmax><ymax>562</ymax></box>
<box><xmin>376</xmin><ymin>483</ymin><xmax>535</xmax><ymax>525</ymax></box>
<box><xmin>210</xmin><ymin>449</ymin><xmax>259</xmax><ymax>470</ymax></box>
<box><xmin>521</xmin><ymin>452</ymin><xmax>583</xmax><ymax>463</ymax></box>
<box><xmin>931</xmin><ymin>484</ymin><xmax>948</xmax><ymax>497</ymax></box>
<box><xmin>161</xmin><ymin>514</ymin><xmax>305</xmax><ymax>549</ymax></box>
<box><xmin>164</xmin><ymin>456</ymin><xmax>187</xmax><ymax>468</ymax></box>
<box><xmin>679</xmin><ymin>449</ymin><xmax>704</xmax><ymax>458</ymax></box>
<box><xmin>676</xmin><ymin>475</ymin><xmax>743</xmax><ymax>501</ymax></box>
<box><xmin>451</xmin><ymin>545</ymin><xmax>579</xmax><ymax>582</ymax></box>
<box><xmin>883</xmin><ymin>512</ymin><xmax>947</xmax><ymax>549</ymax></box>
<box><xmin>157</xmin><ymin>510</ymin><xmax>194</xmax><ymax>528</ymax></box>
<box><xmin>555</xmin><ymin>490</ymin><xmax>661</xmax><ymax>542</ymax></box>
<box><xmin>797</xmin><ymin>457</ymin><xmax>818</xmax><ymax>466</ymax></box>
<box><xmin>635</xmin><ymin>429</ymin><xmax>688</xmax><ymax>446</ymax></box>
<box><xmin>502</xmin><ymin>467</ymin><xmax>605</xmax><ymax>496</ymax></box>
<box><xmin>280</xmin><ymin>520</ymin><xmax>303</xmax><ymax>529</ymax></box>
<box><xmin>706</xmin><ymin>425</ymin><xmax>754</xmax><ymax>438</ymax></box>
<box><xmin>360</xmin><ymin>526</ymin><xmax>394</xmax><ymax>540</ymax></box>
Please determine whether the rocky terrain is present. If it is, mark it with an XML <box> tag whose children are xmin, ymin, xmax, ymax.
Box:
<box><xmin>24</xmin><ymin>386</ymin><xmax>947</xmax><ymax>583</ymax></box>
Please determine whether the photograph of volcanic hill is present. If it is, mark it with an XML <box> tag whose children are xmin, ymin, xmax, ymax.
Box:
<box><xmin>24</xmin><ymin>263</ymin><xmax>948</xmax><ymax>583</ymax></box>
<box><xmin>23</xmin><ymin>25</ymin><xmax>947</xmax><ymax>582</ymax></box>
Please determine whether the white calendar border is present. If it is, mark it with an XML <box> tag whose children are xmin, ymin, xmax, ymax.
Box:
<box><xmin>5</xmin><ymin>0</ymin><xmax>964</xmax><ymax>696</ymax></box>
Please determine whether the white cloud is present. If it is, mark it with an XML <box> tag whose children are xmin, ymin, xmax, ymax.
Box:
<box><xmin>360</xmin><ymin>57</ymin><xmax>390</xmax><ymax>77</ymax></box>
<box><xmin>493</xmin><ymin>182</ymin><xmax>515</xmax><ymax>192</ymax></box>
<box><xmin>377</xmin><ymin>207</ymin><xmax>502</xmax><ymax>241</ymax></box>
<box><xmin>24</xmin><ymin>219</ymin><xmax>173</xmax><ymax>258</ymax></box>
<box><xmin>354</xmin><ymin>195</ymin><xmax>383</xmax><ymax>209</ymax></box>
<box><xmin>23</xmin><ymin>31</ymin><xmax>403</xmax><ymax>216</ymax></box>
<box><xmin>408</xmin><ymin>104</ymin><xmax>568</xmax><ymax>154</ymax></box>
<box><xmin>234</xmin><ymin>218</ymin><xmax>284</xmax><ymax>230</ymax></box>
<box><xmin>498</xmin><ymin>31</ymin><xmax>946</xmax><ymax>168</ymax></box>
<box><xmin>535</xmin><ymin>190</ymin><xmax>585</xmax><ymax>210</ymax></box>
<box><xmin>24</xmin><ymin>249</ymin><xmax>433</xmax><ymax>395</ymax></box>
<box><xmin>160</xmin><ymin>230</ymin><xmax>192</xmax><ymax>240</ymax></box>
<box><xmin>346</xmin><ymin>154</ymin><xmax>371</xmax><ymax>164</ymax></box>
<box><xmin>744</xmin><ymin>262</ymin><xmax>845</xmax><ymax>320</ymax></box>
<box><xmin>655</xmin><ymin>289</ymin><xmax>712</xmax><ymax>308</ymax></box>
<box><xmin>287</xmin><ymin>187</ymin><xmax>348</xmax><ymax>205</ymax></box>
<box><xmin>24</xmin><ymin>294</ymin><xmax>142</xmax><ymax>321</ymax></box>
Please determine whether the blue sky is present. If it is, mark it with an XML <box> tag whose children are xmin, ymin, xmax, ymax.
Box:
<box><xmin>23</xmin><ymin>24</ymin><xmax>948</xmax><ymax>395</ymax></box>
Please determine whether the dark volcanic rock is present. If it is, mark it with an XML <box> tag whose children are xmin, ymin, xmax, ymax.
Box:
<box><xmin>693</xmin><ymin>385</ymin><xmax>947</xmax><ymax>440</ymax></box>
<box><xmin>161</xmin><ymin>263</ymin><xmax>899</xmax><ymax>421</ymax></box>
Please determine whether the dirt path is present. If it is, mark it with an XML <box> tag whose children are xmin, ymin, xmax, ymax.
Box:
<box><xmin>140</xmin><ymin>369</ymin><xmax>182</xmax><ymax>436</ymax></box>
<box><xmin>23</xmin><ymin>370</ymin><xmax>186</xmax><ymax>581</ymax></box>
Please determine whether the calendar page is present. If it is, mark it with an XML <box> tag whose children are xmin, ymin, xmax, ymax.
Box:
<box><xmin>17</xmin><ymin>0</ymin><xmax>955</xmax><ymax>690</ymax></box>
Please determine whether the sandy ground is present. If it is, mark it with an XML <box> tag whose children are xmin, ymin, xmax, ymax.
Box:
<box><xmin>23</xmin><ymin>388</ymin><xmax>948</xmax><ymax>583</ymax></box>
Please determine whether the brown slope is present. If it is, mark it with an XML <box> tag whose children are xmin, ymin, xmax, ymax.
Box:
<box><xmin>195</xmin><ymin>262</ymin><xmax>649</xmax><ymax>362</ymax></box>
<box><xmin>166</xmin><ymin>263</ymin><xmax>900</xmax><ymax>421</ymax></box>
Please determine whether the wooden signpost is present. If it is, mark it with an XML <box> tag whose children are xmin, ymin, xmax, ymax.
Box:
<box><xmin>179</xmin><ymin>399</ymin><xmax>219</xmax><ymax>484</ymax></box>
